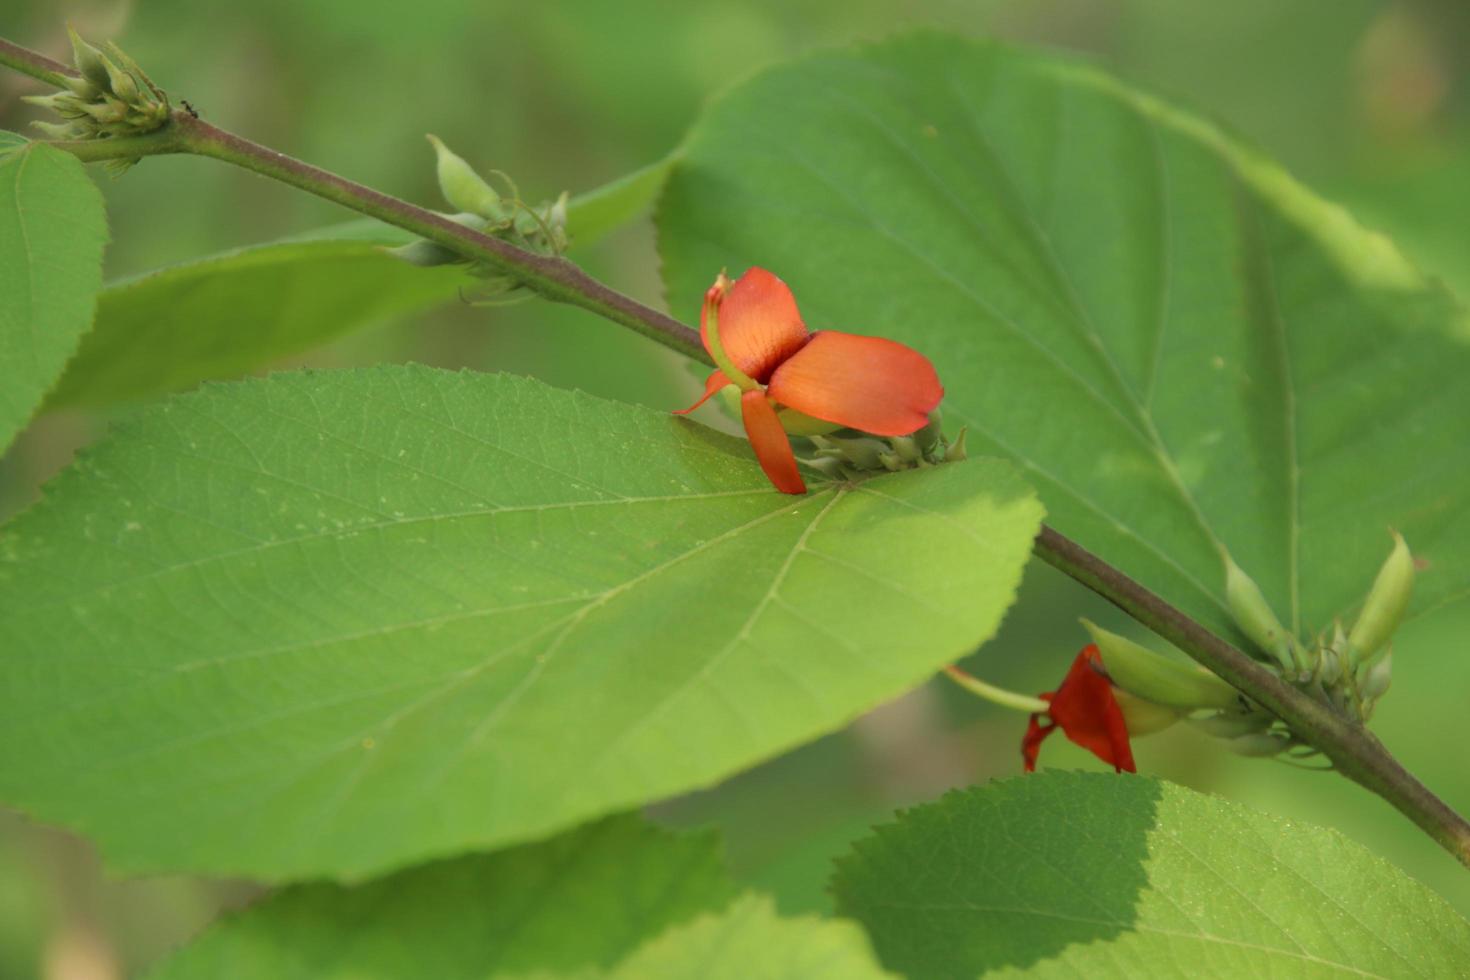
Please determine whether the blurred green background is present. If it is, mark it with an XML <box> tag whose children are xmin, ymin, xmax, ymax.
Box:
<box><xmin>3</xmin><ymin>0</ymin><xmax>1469</xmax><ymax>976</ymax></box>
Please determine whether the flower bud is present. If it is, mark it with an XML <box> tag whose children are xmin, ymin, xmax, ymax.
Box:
<box><xmin>1360</xmin><ymin>651</ymin><xmax>1393</xmax><ymax>702</ymax></box>
<box><xmin>1222</xmin><ymin>550</ymin><xmax>1297</xmax><ymax>668</ymax></box>
<box><xmin>29</xmin><ymin>121</ymin><xmax>76</xmax><ymax>140</ymax></box>
<box><xmin>427</xmin><ymin>135</ymin><xmax>504</xmax><ymax>220</ymax></box>
<box><xmin>1226</xmin><ymin>732</ymin><xmax>1291</xmax><ymax>757</ymax></box>
<box><xmin>1112</xmin><ymin>688</ymin><xmax>1183</xmax><ymax>735</ymax></box>
<box><xmin>60</xmin><ymin>74</ymin><xmax>101</xmax><ymax>99</ymax></box>
<box><xmin>1189</xmin><ymin>710</ymin><xmax>1273</xmax><ymax>739</ymax></box>
<box><xmin>68</xmin><ymin>26</ymin><xmax>115</xmax><ymax>93</ymax></box>
<box><xmin>807</xmin><ymin>434</ymin><xmax>885</xmax><ymax>469</ymax></box>
<box><xmin>385</xmin><ymin>239</ymin><xmax>465</xmax><ymax>268</ymax></box>
<box><xmin>102</xmin><ymin>57</ymin><xmax>139</xmax><ymax>104</ymax></box>
<box><xmin>1314</xmin><ymin>645</ymin><xmax>1344</xmax><ymax>686</ymax></box>
<box><xmin>888</xmin><ymin>435</ymin><xmax>921</xmax><ymax>463</ymax></box>
<box><xmin>944</xmin><ymin>427</ymin><xmax>968</xmax><ymax>462</ymax></box>
<box><xmin>1348</xmin><ymin>531</ymin><xmax>1414</xmax><ymax>665</ymax></box>
<box><xmin>913</xmin><ymin>409</ymin><xmax>945</xmax><ymax>460</ymax></box>
<box><xmin>1081</xmin><ymin>619</ymin><xmax>1238</xmax><ymax>710</ymax></box>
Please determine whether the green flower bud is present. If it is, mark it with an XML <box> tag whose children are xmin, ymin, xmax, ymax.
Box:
<box><xmin>68</xmin><ymin>26</ymin><xmax>115</xmax><ymax>93</ymax></box>
<box><xmin>807</xmin><ymin>434</ymin><xmax>885</xmax><ymax>468</ymax></box>
<box><xmin>1314</xmin><ymin>645</ymin><xmax>1344</xmax><ymax>686</ymax></box>
<box><xmin>385</xmin><ymin>239</ymin><xmax>466</xmax><ymax>268</ymax></box>
<box><xmin>889</xmin><ymin>435</ymin><xmax>921</xmax><ymax>463</ymax></box>
<box><xmin>1360</xmin><ymin>651</ymin><xmax>1393</xmax><ymax>702</ymax></box>
<box><xmin>60</xmin><ymin>74</ymin><xmax>101</xmax><ymax>100</ymax></box>
<box><xmin>103</xmin><ymin>57</ymin><xmax>139</xmax><ymax>104</ymax></box>
<box><xmin>913</xmin><ymin>409</ymin><xmax>945</xmax><ymax>460</ymax></box>
<box><xmin>944</xmin><ymin>427</ymin><xmax>968</xmax><ymax>462</ymax></box>
<box><xmin>1222</xmin><ymin>550</ymin><xmax>1296</xmax><ymax>667</ymax></box>
<box><xmin>1226</xmin><ymin>732</ymin><xmax>1291</xmax><ymax>757</ymax></box>
<box><xmin>1348</xmin><ymin>531</ymin><xmax>1414</xmax><ymax>665</ymax></box>
<box><xmin>1112</xmin><ymin>688</ymin><xmax>1184</xmax><ymax>735</ymax></box>
<box><xmin>1189</xmin><ymin>710</ymin><xmax>1273</xmax><ymax>739</ymax></box>
<box><xmin>427</xmin><ymin>135</ymin><xmax>503</xmax><ymax>219</ymax></box>
<box><xmin>29</xmin><ymin>121</ymin><xmax>78</xmax><ymax>140</ymax></box>
<box><xmin>1082</xmin><ymin>619</ymin><xmax>1238</xmax><ymax>710</ymax></box>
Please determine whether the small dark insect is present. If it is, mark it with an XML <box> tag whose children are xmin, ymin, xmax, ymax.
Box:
<box><xmin>181</xmin><ymin>99</ymin><xmax>199</xmax><ymax>118</ymax></box>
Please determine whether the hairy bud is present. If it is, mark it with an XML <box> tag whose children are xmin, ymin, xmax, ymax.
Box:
<box><xmin>1348</xmin><ymin>531</ymin><xmax>1414</xmax><ymax>665</ymax></box>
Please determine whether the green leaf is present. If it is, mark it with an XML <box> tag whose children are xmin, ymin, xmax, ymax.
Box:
<box><xmin>148</xmin><ymin>815</ymin><xmax>739</xmax><ymax>979</ymax></box>
<box><xmin>45</xmin><ymin>241</ymin><xmax>464</xmax><ymax>409</ymax></box>
<box><xmin>0</xmin><ymin>141</ymin><xmax>107</xmax><ymax>452</ymax></box>
<box><xmin>0</xmin><ymin>131</ymin><xmax>28</xmax><ymax>155</ymax></box>
<box><xmin>656</xmin><ymin>34</ymin><xmax>1470</xmax><ymax>645</ymax></box>
<box><xmin>47</xmin><ymin>157</ymin><xmax>673</xmax><ymax>409</ymax></box>
<box><xmin>0</xmin><ymin>367</ymin><xmax>1041</xmax><ymax>879</ymax></box>
<box><xmin>832</xmin><ymin>772</ymin><xmax>1470</xmax><ymax>978</ymax></box>
<box><xmin>567</xmin><ymin>155</ymin><xmax>674</xmax><ymax>246</ymax></box>
<box><xmin>606</xmin><ymin>895</ymin><xmax>894</xmax><ymax>980</ymax></box>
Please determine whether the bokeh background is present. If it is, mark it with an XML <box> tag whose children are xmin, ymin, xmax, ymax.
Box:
<box><xmin>2</xmin><ymin>1</ymin><xmax>1469</xmax><ymax>976</ymax></box>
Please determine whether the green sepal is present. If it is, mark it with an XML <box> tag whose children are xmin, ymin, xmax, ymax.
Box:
<box><xmin>1225</xmin><ymin>732</ymin><xmax>1291</xmax><ymax>757</ymax></box>
<box><xmin>1222</xmin><ymin>550</ymin><xmax>1298</xmax><ymax>668</ymax></box>
<box><xmin>1188</xmin><ymin>710</ymin><xmax>1274</xmax><ymax>739</ymax></box>
<box><xmin>427</xmin><ymin>135</ymin><xmax>505</xmax><ymax>220</ymax></box>
<box><xmin>1081</xmin><ymin>619</ymin><xmax>1238</xmax><ymax>710</ymax></box>
<box><xmin>1347</xmin><ymin>531</ymin><xmax>1414</xmax><ymax>665</ymax></box>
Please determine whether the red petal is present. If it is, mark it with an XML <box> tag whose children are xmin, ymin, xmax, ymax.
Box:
<box><xmin>703</xmin><ymin>268</ymin><xmax>809</xmax><ymax>384</ymax></box>
<box><xmin>674</xmin><ymin>370</ymin><xmax>731</xmax><ymax>415</ymax></box>
<box><xmin>1022</xmin><ymin>712</ymin><xmax>1056</xmax><ymax>773</ymax></box>
<box><xmin>1046</xmin><ymin>645</ymin><xmax>1137</xmax><ymax>773</ymax></box>
<box><xmin>740</xmin><ymin>389</ymin><xmax>805</xmax><ymax>494</ymax></box>
<box><xmin>765</xmin><ymin>331</ymin><xmax>943</xmax><ymax>437</ymax></box>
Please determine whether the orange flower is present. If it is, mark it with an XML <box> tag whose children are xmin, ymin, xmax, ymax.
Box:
<box><xmin>676</xmin><ymin>268</ymin><xmax>944</xmax><ymax>494</ymax></box>
<box><xmin>1022</xmin><ymin>645</ymin><xmax>1137</xmax><ymax>774</ymax></box>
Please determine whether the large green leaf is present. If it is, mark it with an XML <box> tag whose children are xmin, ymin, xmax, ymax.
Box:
<box><xmin>148</xmin><ymin>815</ymin><xmax>738</xmax><ymax>979</ymax></box>
<box><xmin>606</xmin><ymin>895</ymin><xmax>894</xmax><ymax>980</ymax></box>
<box><xmin>832</xmin><ymin>772</ymin><xmax>1470</xmax><ymax>978</ymax></box>
<box><xmin>47</xmin><ymin>156</ymin><xmax>672</xmax><ymax>409</ymax></box>
<box><xmin>0</xmin><ymin>140</ymin><xmax>107</xmax><ymax>452</ymax></box>
<box><xmin>152</xmin><ymin>815</ymin><xmax>890</xmax><ymax>980</ymax></box>
<box><xmin>656</xmin><ymin>34</ymin><xmax>1470</xmax><ymax>645</ymax></box>
<box><xmin>45</xmin><ymin>242</ymin><xmax>464</xmax><ymax>409</ymax></box>
<box><xmin>0</xmin><ymin>367</ymin><xmax>1041</xmax><ymax>879</ymax></box>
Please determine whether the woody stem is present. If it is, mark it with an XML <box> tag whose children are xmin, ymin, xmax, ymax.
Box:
<box><xmin>4</xmin><ymin>34</ymin><xmax>1468</xmax><ymax>869</ymax></box>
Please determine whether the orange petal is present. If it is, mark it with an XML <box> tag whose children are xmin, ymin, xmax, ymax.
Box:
<box><xmin>1045</xmin><ymin>645</ymin><xmax>1137</xmax><ymax>773</ymax></box>
<box><xmin>765</xmin><ymin>331</ymin><xmax>943</xmax><ymax>437</ymax></box>
<box><xmin>674</xmin><ymin>370</ymin><xmax>731</xmax><ymax>415</ymax></box>
<box><xmin>702</xmin><ymin>268</ymin><xmax>809</xmax><ymax>384</ymax></box>
<box><xmin>740</xmin><ymin>389</ymin><xmax>806</xmax><ymax>494</ymax></box>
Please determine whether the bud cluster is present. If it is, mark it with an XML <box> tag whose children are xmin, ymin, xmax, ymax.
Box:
<box><xmin>1092</xmin><ymin>532</ymin><xmax>1416</xmax><ymax>765</ymax></box>
<box><xmin>25</xmin><ymin>28</ymin><xmax>169</xmax><ymax>170</ymax></box>
<box><xmin>388</xmin><ymin>135</ymin><xmax>569</xmax><ymax>300</ymax></box>
<box><xmin>1093</xmin><ymin>528</ymin><xmax>1411</xmax><ymax>764</ymax></box>
<box><xmin>802</xmin><ymin>410</ymin><xmax>968</xmax><ymax>479</ymax></box>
